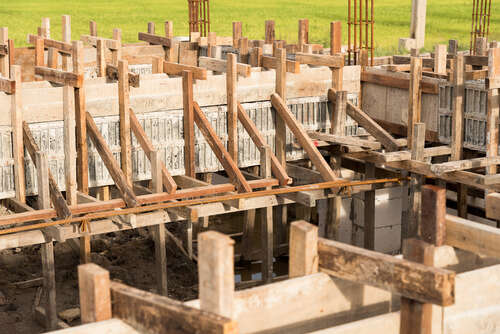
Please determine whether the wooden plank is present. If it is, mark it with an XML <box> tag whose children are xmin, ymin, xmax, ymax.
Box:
<box><xmin>85</xmin><ymin>112</ymin><xmax>138</xmax><ymax>208</ymax></box>
<box><xmin>182</xmin><ymin>71</ymin><xmax>195</xmax><ymax>178</ymax></box>
<box><xmin>265</xmin><ymin>20</ymin><xmax>275</xmax><ymax>44</ymax></box>
<box><xmin>0</xmin><ymin>27</ymin><xmax>8</xmax><ymax>77</ymax></box>
<box><xmin>318</xmin><ymin>238</ymin><xmax>455</xmax><ymax>306</ymax></box>
<box><xmin>193</xmin><ymin>102</ymin><xmax>252</xmax><ymax>193</ymax></box>
<box><xmin>232</xmin><ymin>21</ymin><xmax>242</xmax><ymax>48</ymax></box>
<box><xmin>430</xmin><ymin>156</ymin><xmax>500</xmax><ymax>175</ymax></box>
<box><xmin>27</xmin><ymin>34</ymin><xmax>73</xmax><ymax>54</ymax></box>
<box><xmin>363</xmin><ymin>162</ymin><xmax>376</xmax><ymax>250</ymax></box>
<box><xmin>118</xmin><ymin>60</ymin><xmax>132</xmax><ymax>186</ymax></box>
<box><xmin>35</xmin><ymin>37</ymin><xmax>44</xmax><ymax>68</ymax></box>
<box><xmin>130</xmin><ymin>110</ymin><xmax>177</xmax><ymax>193</ymax></box>
<box><xmin>41</xmin><ymin>241</ymin><xmax>57</xmax><ymax>329</ymax></box>
<box><xmin>198</xmin><ymin>231</ymin><xmax>235</xmax><ymax>318</ymax></box>
<box><xmin>89</xmin><ymin>21</ymin><xmax>97</xmax><ymax>37</ymax></box>
<box><xmin>262</xmin><ymin>55</ymin><xmax>300</xmax><ymax>74</ymax></box>
<box><xmin>451</xmin><ymin>54</ymin><xmax>464</xmax><ymax>161</ymax></box>
<box><xmin>407</xmin><ymin>57</ymin><xmax>422</xmax><ymax>148</ymax></box>
<box><xmin>237</xmin><ymin>103</ymin><xmax>290</xmax><ymax>185</ymax></box>
<box><xmin>486</xmin><ymin>82</ymin><xmax>499</xmax><ymax>176</ymax></box>
<box><xmin>298</xmin><ymin>19</ymin><xmax>309</xmax><ymax>50</ymax></box>
<box><xmin>271</xmin><ymin>93</ymin><xmax>338</xmax><ymax>181</ymax></box>
<box><xmin>340</xmin><ymin>96</ymin><xmax>400</xmax><ymax>151</ymax></box>
<box><xmin>164</xmin><ymin>61</ymin><xmax>207</xmax><ymax>80</ymax></box>
<box><xmin>227</xmin><ymin>53</ymin><xmax>238</xmax><ymax>161</ymax></box>
<box><xmin>34</xmin><ymin>66</ymin><xmax>83</xmax><ymax>87</ymax></box>
<box><xmin>434</xmin><ymin>44</ymin><xmax>447</xmax><ymax>74</ymax></box>
<box><xmin>309</xmin><ymin>132</ymin><xmax>380</xmax><ymax>150</ymax></box>
<box><xmin>96</xmin><ymin>38</ymin><xmax>106</xmax><ymax>77</ymax></box>
<box><xmin>63</xmin><ymin>85</ymin><xmax>77</xmax><ymax>205</ymax></box>
<box><xmin>73</xmin><ymin>41</ymin><xmax>88</xmax><ymax>194</ymax></box>
<box><xmin>111</xmin><ymin>281</ymin><xmax>237</xmax><ymax>334</ymax></box>
<box><xmin>105</xmin><ymin>64</ymin><xmax>140</xmax><ymax>87</ymax></box>
<box><xmin>35</xmin><ymin>152</ymin><xmax>50</xmax><ymax>212</ymax></box>
<box><xmin>421</xmin><ymin>185</ymin><xmax>446</xmax><ymax>246</ymax></box>
<box><xmin>78</xmin><ymin>263</ymin><xmax>112</xmax><ymax>324</ymax></box>
<box><xmin>289</xmin><ymin>220</ymin><xmax>318</xmax><ymax>278</ymax></box>
<box><xmin>360</xmin><ymin>71</ymin><xmax>439</xmax><ymax>95</ymax></box>
<box><xmin>295</xmin><ymin>53</ymin><xmax>344</xmax><ymax>68</ymax></box>
<box><xmin>464</xmin><ymin>55</ymin><xmax>488</xmax><ymax>66</ymax></box>
<box><xmin>61</xmin><ymin>15</ymin><xmax>71</xmax><ymax>71</ymax></box>
<box><xmin>47</xmin><ymin>47</ymin><xmax>57</xmax><ymax>69</ymax></box>
<box><xmin>275</xmin><ymin>48</ymin><xmax>287</xmax><ymax>169</ymax></box>
<box><xmin>9</xmin><ymin>66</ymin><xmax>25</xmax><ymax>203</ymax></box>
<box><xmin>0</xmin><ymin>77</ymin><xmax>15</xmax><ymax>94</ymax></box>
<box><xmin>198</xmin><ymin>57</ymin><xmax>251</xmax><ymax>77</ymax></box>
<box><xmin>446</xmin><ymin>214</ymin><xmax>500</xmax><ymax>258</ymax></box>
<box><xmin>330</xmin><ymin>90</ymin><xmax>347</xmax><ymax>136</ymax></box>
<box><xmin>81</xmin><ymin>35</ymin><xmax>120</xmax><ymax>50</ymax></box>
<box><xmin>23</xmin><ymin>122</ymin><xmax>71</xmax><ymax>218</ymax></box>
<box><xmin>138</xmin><ymin>32</ymin><xmax>172</xmax><ymax>48</ymax></box>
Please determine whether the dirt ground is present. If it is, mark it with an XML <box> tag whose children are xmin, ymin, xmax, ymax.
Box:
<box><xmin>0</xmin><ymin>222</ymin><xmax>199</xmax><ymax>334</ymax></box>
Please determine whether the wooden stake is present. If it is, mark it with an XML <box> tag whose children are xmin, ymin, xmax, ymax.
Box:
<box><xmin>182</xmin><ymin>71</ymin><xmax>195</xmax><ymax>178</ymax></box>
<box><xmin>96</xmin><ymin>38</ymin><xmax>106</xmax><ymax>77</ymax></box>
<box><xmin>78</xmin><ymin>263</ymin><xmax>112</xmax><ymax>324</ymax></box>
<box><xmin>265</xmin><ymin>20</ymin><xmax>275</xmax><ymax>44</ymax></box>
<box><xmin>408</xmin><ymin>122</ymin><xmax>426</xmax><ymax>239</ymax></box>
<box><xmin>118</xmin><ymin>60</ymin><xmax>132</xmax><ymax>185</ymax></box>
<box><xmin>275</xmin><ymin>48</ymin><xmax>287</xmax><ymax>165</ymax></box>
<box><xmin>289</xmin><ymin>220</ymin><xmax>318</xmax><ymax>278</ymax></box>
<box><xmin>148</xmin><ymin>22</ymin><xmax>155</xmax><ymax>34</ymax></box>
<box><xmin>73</xmin><ymin>41</ymin><xmax>88</xmax><ymax>194</ymax></box>
<box><xmin>89</xmin><ymin>21</ymin><xmax>97</xmax><ymax>37</ymax></box>
<box><xmin>112</xmin><ymin>28</ymin><xmax>122</xmax><ymax>65</ymax></box>
<box><xmin>298</xmin><ymin>19</ymin><xmax>309</xmax><ymax>51</ymax></box>
<box><xmin>35</xmin><ymin>152</ymin><xmax>50</xmax><ymax>211</ymax></box>
<box><xmin>0</xmin><ymin>28</ymin><xmax>9</xmax><ymax>77</ymax></box>
<box><xmin>232</xmin><ymin>22</ymin><xmax>242</xmax><ymax>48</ymax></box>
<box><xmin>41</xmin><ymin>17</ymin><xmax>50</xmax><ymax>39</ymax></box>
<box><xmin>363</xmin><ymin>162</ymin><xmax>376</xmax><ymax>250</ymax></box>
<box><xmin>164</xmin><ymin>21</ymin><xmax>173</xmax><ymax>39</ymax></box>
<box><xmin>260</xmin><ymin>146</ymin><xmax>273</xmax><ymax>283</ymax></box>
<box><xmin>41</xmin><ymin>241</ymin><xmax>57</xmax><ymax>330</ymax></box>
<box><xmin>407</xmin><ymin>56</ymin><xmax>422</xmax><ymax>148</ymax></box>
<box><xmin>198</xmin><ymin>231</ymin><xmax>234</xmax><ymax>318</ymax></box>
<box><xmin>47</xmin><ymin>48</ymin><xmax>58</xmax><ymax>69</ymax></box>
<box><xmin>35</xmin><ymin>37</ymin><xmax>44</xmax><ymax>67</ymax></box>
<box><xmin>61</xmin><ymin>15</ymin><xmax>71</xmax><ymax>71</ymax></box>
<box><xmin>451</xmin><ymin>54</ymin><xmax>464</xmax><ymax>161</ymax></box>
<box><xmin>434</xmin><ymin>44</ymin><xmax>447</xmax><ymax>74</ymax></box>
<box><xmin>63</xmin><ymin>84</ymin><xmax>77</xmax><ymax>205</ymax></box>
<box><xmin>330</xmin><ymin>21</ymin><xmax>342</xmax><ymax>55</ymax></box>
<box><xmin>227</xmin><ymin>53</ymin><xmax>238</xmax><ymax>161</ymax></box>
<box><xmin>249</xmin><ymin>47</ymin><xmax>262</xmax><ymax>67</ymax></box>
<box><xmin>10</xmin><ymin>65</ymin><xmax>25</xmax><ymax>203</ymax></box>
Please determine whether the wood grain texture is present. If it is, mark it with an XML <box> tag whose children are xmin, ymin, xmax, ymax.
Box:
<box><xmin>182</xmin><ymin>71</ymin><xmax>195</xmax><ymax>178</ymax></box>
<box><xmin>78</xmin><ymin>263</ymin><xmax>112</xmax><ymax>324</ymax></box>
<box><xmin>289</xmin><ymin>220</ymin><xmax>318</xmax><ymax>278</ymax></box>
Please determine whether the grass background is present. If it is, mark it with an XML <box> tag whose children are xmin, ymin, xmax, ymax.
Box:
<box><xmin>1</xmin><ymin>0</ymin><xmax>499</xmax><ymax>55</ymax></box>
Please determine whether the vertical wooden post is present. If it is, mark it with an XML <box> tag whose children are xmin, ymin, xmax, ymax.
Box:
<box><xmin>10</xmin><ymin>65</ymin><xmax>25</xmax><ymax>203</ymax></box>
<box><xmin>451</xmin><ymin>54</ymin><xmax>466</xmax><ymax>218</ymax></box>
<box><xmin>164</xmin><ymin>21</ymin><xmax>177</xmax><ymax>62</ymax></box>
<box><xmin>238</xmin><ymin>37</ymin><xmax>249</xmax><ymax>63</ymax></box>
<box><xmin>41</xmin><ymin>17</ymin><xmax>50</xmax><ymax>39</ymax></box>
<box><xmin>363</xmin><ymin>162</ymin><xmax>376</xmax><ymax>250</ymax></box>
<box><xmin>410</xmin><ymin>0</ymin><xmax>427</xmax><ymax>48</ymax></box>
<box><xmin>96</xmin><ymin>38</ymin><xmax>106</xmax><ymax>77</ymax></box>
<box><xmin>475</xmin><ymin>37</ymin><xmax>488</xmax><ymax>56</ymax></box>
<box><xmin>0</xmin><ymin>27</ymin><xmax>9</xmax><ymax>77</ymax></box>
<box><xmin>289</xmin><ymin>220</ymin><xmax>318</xmax><ymax>278</ymax></box>
<box><xmin>148</xmin><ymin>22</ymin><xmax>156</xmax><ymax>34</ymax></box>
<box><xmin>78</xmin><ymin>263</ymin><xmax>112</xmax><ymax>324</ymax></box>
<box><xmin>150</xmin><ymin>150</ymin><xmax>168</xmax><ymax>295</ymax></box>
<box><xmin>89</xmin><ymin>21</ymin><xmax>97</xmax><ymax>37</ymax></box>
<box><xmin>73</xmin><ymin>41</ymin><xmax>88</xmax><ymax>194</ymax></box>
<box><xmin>112</xmin><ymin>28</ymin><xmax>122</xmax><ymax>66</ymax></box>
<box><xmin>448</xmin><ymin>40</ymin><xmax>458</xmax><ymax>55</ymax></box>
<box><xmin>298</xmin><ymin>19</ymin><xmax>309</xmax><ymax>52</ymax></box>
<box><xmin>207</xmin><ymin>31</ymin><xmax>217</xmax><ymax>57</ymax></box>
<box><xmin>35</xmin><ymin>37</ymin><xmax>45</xmax><ymax>67</ymax></box>
<box><xmin>35</xmin><ymin>152</ymin><xmax>50</xmax><ymax>210</ymax></box>
<box><xmin>260</xmin><ymin>146</ymin><xmax>273</xmax><ymax>283</ymax></box>
<box><xmin>152</xmin><ymin>56</ymin><xmax>163</xmax><ymax>74</ymax></box>
<box><xmin>182</xmin><ymin>70</ymin><xmax>195</xmax><ymax>178</ymax></box>
<box><xmin>198</xmin><ymin>231</ymin><xmax>234</xmax><ymax>318</ymax></box>
<box><xmin>118</xmin><ymin>60</ymin><xmax>132</xmax><ymax>185</ymax></box>
<box><xmin>232</xmin><ymin>21</ymin><xmax>242</xmax><ymax>48</ymax></box>
<box><xmin>249</xmin><ymin>47</ymin><xmax>262</xmax><ymax>67</ymax></box>
<box><xmin>41</xmin><ymin>241</ymin><xmax>57</xmax><ymax>330</ymax></box>
<box><xmin>265</xmin><ymin>20</ymin><xmax>275</xmax><ymax>44</ymax></box>
<box><xmin>434</xmin><ymin>44</ymin><xmax>447</xmax><ymax>75</ymax></box>
<box><xmin>227</xmin><ymin>53</ymin><xmax>238</xmax><ymax>161</ymax></box>
<box><xmin>408</xmin><ymin>123</ymin><xmax>426</xmax><ymax>239</ymax></box>
<box><xmin>400</xmin><ymin>185</ymin><xmax>445</xmax><ymax>334</ymax></box>
<box><xmin>165</xmin><ymin>21</ymin><xmax>174</xmax><ymax>39</ymax></box>
<box><xmin>63</xmin><ymin>84</ymin><xmax>77</xmax><ymax>205</ymax></box>
<box><xmin>47</xmin><ymin>48</ymin><xmax>58</xmax><ymax>69</ymax></box>
<box><xmin>330</xmin><ymin>21</ymin><xmax>342</xmax><ymax>55</ymax></box>
<box><xmin>407</xmin><ymin>56</ymin><xmax>422</xmax><ymax>148</ymax></box>
<box><xmin>486</xmin><ymin>49</ymin><xmax>499</xmax><ymax>178</ymax></box>
<box><xmin>61</xmin><ymin>15</ymin><xmax>71</xmax><ymax>71</ymax></box>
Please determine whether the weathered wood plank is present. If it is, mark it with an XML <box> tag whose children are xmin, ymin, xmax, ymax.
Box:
<box><xmin>318</xmin><ymin>238</ymin><xmax>455</xmax><ymax>306</ymax></box>
<box><xmin>105</xmin><ymin>64</ymin><xmax>140</xmax><ymax>88</ymax></box>
<box><xmin>262</xmin><ymin>55</ymin><xmax>300</xmax><ymax>74</ymax></box>
<box><xmin>360</xmin><ymin>71</ymin><xmax>439</xmax><ymax>95</ymax></box>
<box><xmin>78</xmin><ymin>263</ymin><xmax>112</xmax><ymax>324</ymax></box>
<box><xmin>138</xmin><ymin>32</ymin><xmax>172</xmax><ymax>48</ymax></box>
<box><xmin>182</xmin><ymin>71</ymin><xmax>195</xmax><ymax>178</ymax></box>
<box><xmin>0</xmin><ymin>77</ymin><xmax>15</xmax><ymax>94</ymax></box>
<box><xmin>163</xmin><ymin>61</ymin><xmax>207</xmax><ymax>80</ymax></box>
<box><xmin>295</xmin><ymin>53</ymin><xmax>343</xmax><ymax>68</ymax></box>
<box><xmin>81</xmin><ymin>35</ymin><xmax>120</xmax><ymax>50</ymax></box>
<box><xmin>289</xmin><ymin>220</ymin><xmax>318</xmax><ymax>278</ymax></box>
<box><xmin>27</xmin><ymin>34</ymin><xmax>72</xmax><ymax>54</ymax></box>
<box><xmin>198</xmin><ymin>57</ymin><xmax>251</xmax><ymax>77</ymax></box>
<box><xmin>34</xmin><ymin>66</ymin><xmax>83</xmax><ymax>87</ymax></box>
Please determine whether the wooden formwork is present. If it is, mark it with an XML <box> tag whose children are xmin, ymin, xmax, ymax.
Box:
<box><xmin>0</xmin><ymin>14</ymin><xmax>499</xmax><ymax>334</ymax></box>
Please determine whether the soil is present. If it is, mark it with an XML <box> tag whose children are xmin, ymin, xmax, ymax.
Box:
<box><xmin>0</xmin><ymin>221</ymin><xmax>199</xmax><ymax>333</ymax></box>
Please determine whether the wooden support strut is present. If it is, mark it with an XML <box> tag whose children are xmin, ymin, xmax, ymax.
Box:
<box><xmin>182</xmin><ymin>71</ymin><xmax>196</xmax><ymax>178</ymax></box>
<box><xmin>193</xmin><ymin>102</ymin><xmax>252</xmax><ymax>193</ymax></box>
<box><xmin>85</xmin><ymin>112</ymin><xmax>138</xmax><ymax>208</ymax></box>
<box><xmin>23</xmin><ymin>122</ymin><xmax>71</xmax><ymax>218</ymax></box>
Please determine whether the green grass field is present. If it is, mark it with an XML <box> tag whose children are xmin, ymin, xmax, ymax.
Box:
<box><xmin>1</xmin><ymin>0</ymin><xmax>499</xmax><ymax>55</ymax></box>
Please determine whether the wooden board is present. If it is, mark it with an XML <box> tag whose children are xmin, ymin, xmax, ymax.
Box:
<box><xmin>105</xmin><ymin>64</ymin><xmax>140</xmax><ymax>87</ymax></box>
<box><xmin>361</xmin><ymin>71</ymin><xmax>439</xmax><ymax>95</ymax></box>
<box><xmin>295</xmin><ymin>53</ymin><xmax>343</xmax><ymax>68</ymax></box>
<box><xmin>27</xmin><ymin>34</ymin><xmax>72</xmax><ymax>54</ymax></box>
<box><xmin>318</xmin><ymin>238</ymin><xmax>455</xmax><ymax>306</ymax></box>
<box><xmin>34</xmin><ymin>67</ymin><xmax>83</xmax><ymax>88</ymax></box>
<box><xmin>163</xmin><ymin>61</ymin><xmax>207</xmax><ymax>80</ymax></box>
<box><xmin>138</xmin><ymin>32</ymin><xmax>172</xmax><ymax>48</ymax></box>
<box><xmin>198</xmin><ymin>57</ymin><xmax>250</xmax><ymax>77</ymax></box>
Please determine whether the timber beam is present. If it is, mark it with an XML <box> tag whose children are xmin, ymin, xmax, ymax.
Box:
<box><xmin>294</xmin><ymin>53</ymin><xmax>344</xmax><ymax>68</ymax></box>
<box><xmin>80</xmin><ymin>35</ymin><xmax>120</xmax><ymax>50</ymax></box>
<box><xmin>138</xmin><ymin>32</ymin><xmax>173</xmax><ymax>48</ymax></box>
<box><xmin>163</xmin><ymin>61</ymin><xmax>207</xmax><ymax>80</ymax></box>
<box><xmin>262</xmin><ymin>56</ymin><xmax>300</xmax><ymax>73</ymax></box>
<box><xmin>0</xmin><ymin>77</ymin><xmax>15</xmax><ymax>94</ymax></box>
<box><xmin>34</xmin><ymin>66</ymin><xmax>84</xmax><ymax>88</ymax></box>
<box><xmin>105</xmin><ymin>64</ymin><xmax>140</xmax><ymax>87</ymax></box>
<box><xmin>27</xmin><ymin>34</ymin><xmax>72</xmax><ymax>54</ymax></box>
<box><xmin>198</xmin><ymin>57</ymin><xmax>251</xmax><ymax>77</ymax></box>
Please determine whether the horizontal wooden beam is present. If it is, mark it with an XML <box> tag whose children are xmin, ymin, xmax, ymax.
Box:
<box><xmin>318</xmin><ymin>238</ymin><xmax>455</xmax><ymax>306</ymax></box>
<box><xmin>163</xmin><ymin>61</ymin><xmax>207</xmax><ymax>80</ymax></box>
<box><xmin>86</xmin><ymin>112</ymin><xmax>138</xmax><ymax>208</ymax></box>
<box><xmin>271</xmin><ymin>93</ymin><xmax>338</xmax><ymax>182</ymax></box>
<box><xmin>0</xmin><ymin>44</ymin><xmax>7</xmax><ymax>56</ymax></box>
<box><xmin>361</xmin><ymin>71</ymin><xmax>439</xmax><ymax>95</ymax></box>
<box><xmin>27</xmin><ymin>34</ymin><xmax>72</xmax><ymax>54</ymax></box>
<box><xmin>80</xmin><ymin>35</ymin><xmax>120</xmax><ymax>50</ymax></box>
<box><xmin>22</xmin><ymin>122</ymin><xmax>72</xmax><ymax>218</ymax></box>
<box><xmin>193</xmin><ymin>102</ymin><xmax>252</xmax><ymax>193</ymax></box>
<box><xmin>0</xmin><ymin>77</ymin><xmax>15</xmax><ymax>94</ymax></box>
<box><xmin>138</xmin><ymin>32</ymin><xmax>173</xmax><ymax>48</ymax></box>
<box><xmin>346</xmin><ymin>146</ymin><xmax>451</xmax><ymax>164</ymax></box>
<box><xmin>34</xmin><ymin>67</ymin><xmax>83</xmax><ymax>88</ymax></box>
<box><xmin>110</xmin><ymin>281</ymin><xmax>237</xmax><ymax>334</ymax></box>
<box><xmin>446</xmin><ymin>214</ymin><xmax>500</xmax><ymax>258</ymax></box>
<box><xmin>262</xmin><ymin>56</ymin><xmax>300</xmax><ymax>74</ymax></box>
<box><xmin>464</xmin><ymin>55</ymin><xmax>488</xmax><ymax>67</ymax></box>
<box><xmin>237</xmin><ymin>102</ymin><xmax>291</xmax><ymax>186</ymax></box>
<box><xmin>105</xmin><ymin>64</ymin><xmax>140</xmax><ymax>88</ymax></box>
<box><xmin>307</xmin><ymin>132</ymin><xmax>382</xmax><ymax>150</ymax></box>
<box><xmin>294</xmin><ymin>53</ymin><xmax>344</xmax><ymax>68</ymax></box>
<box><xmin>430</xmin><ymin>156</ymin><xmax>500</xmax><ymax>175</ymax></box>
<box><xmin>198</xmin><ymin>57</ymin><xmax>251</xmax><ymax>77</ymax></box>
